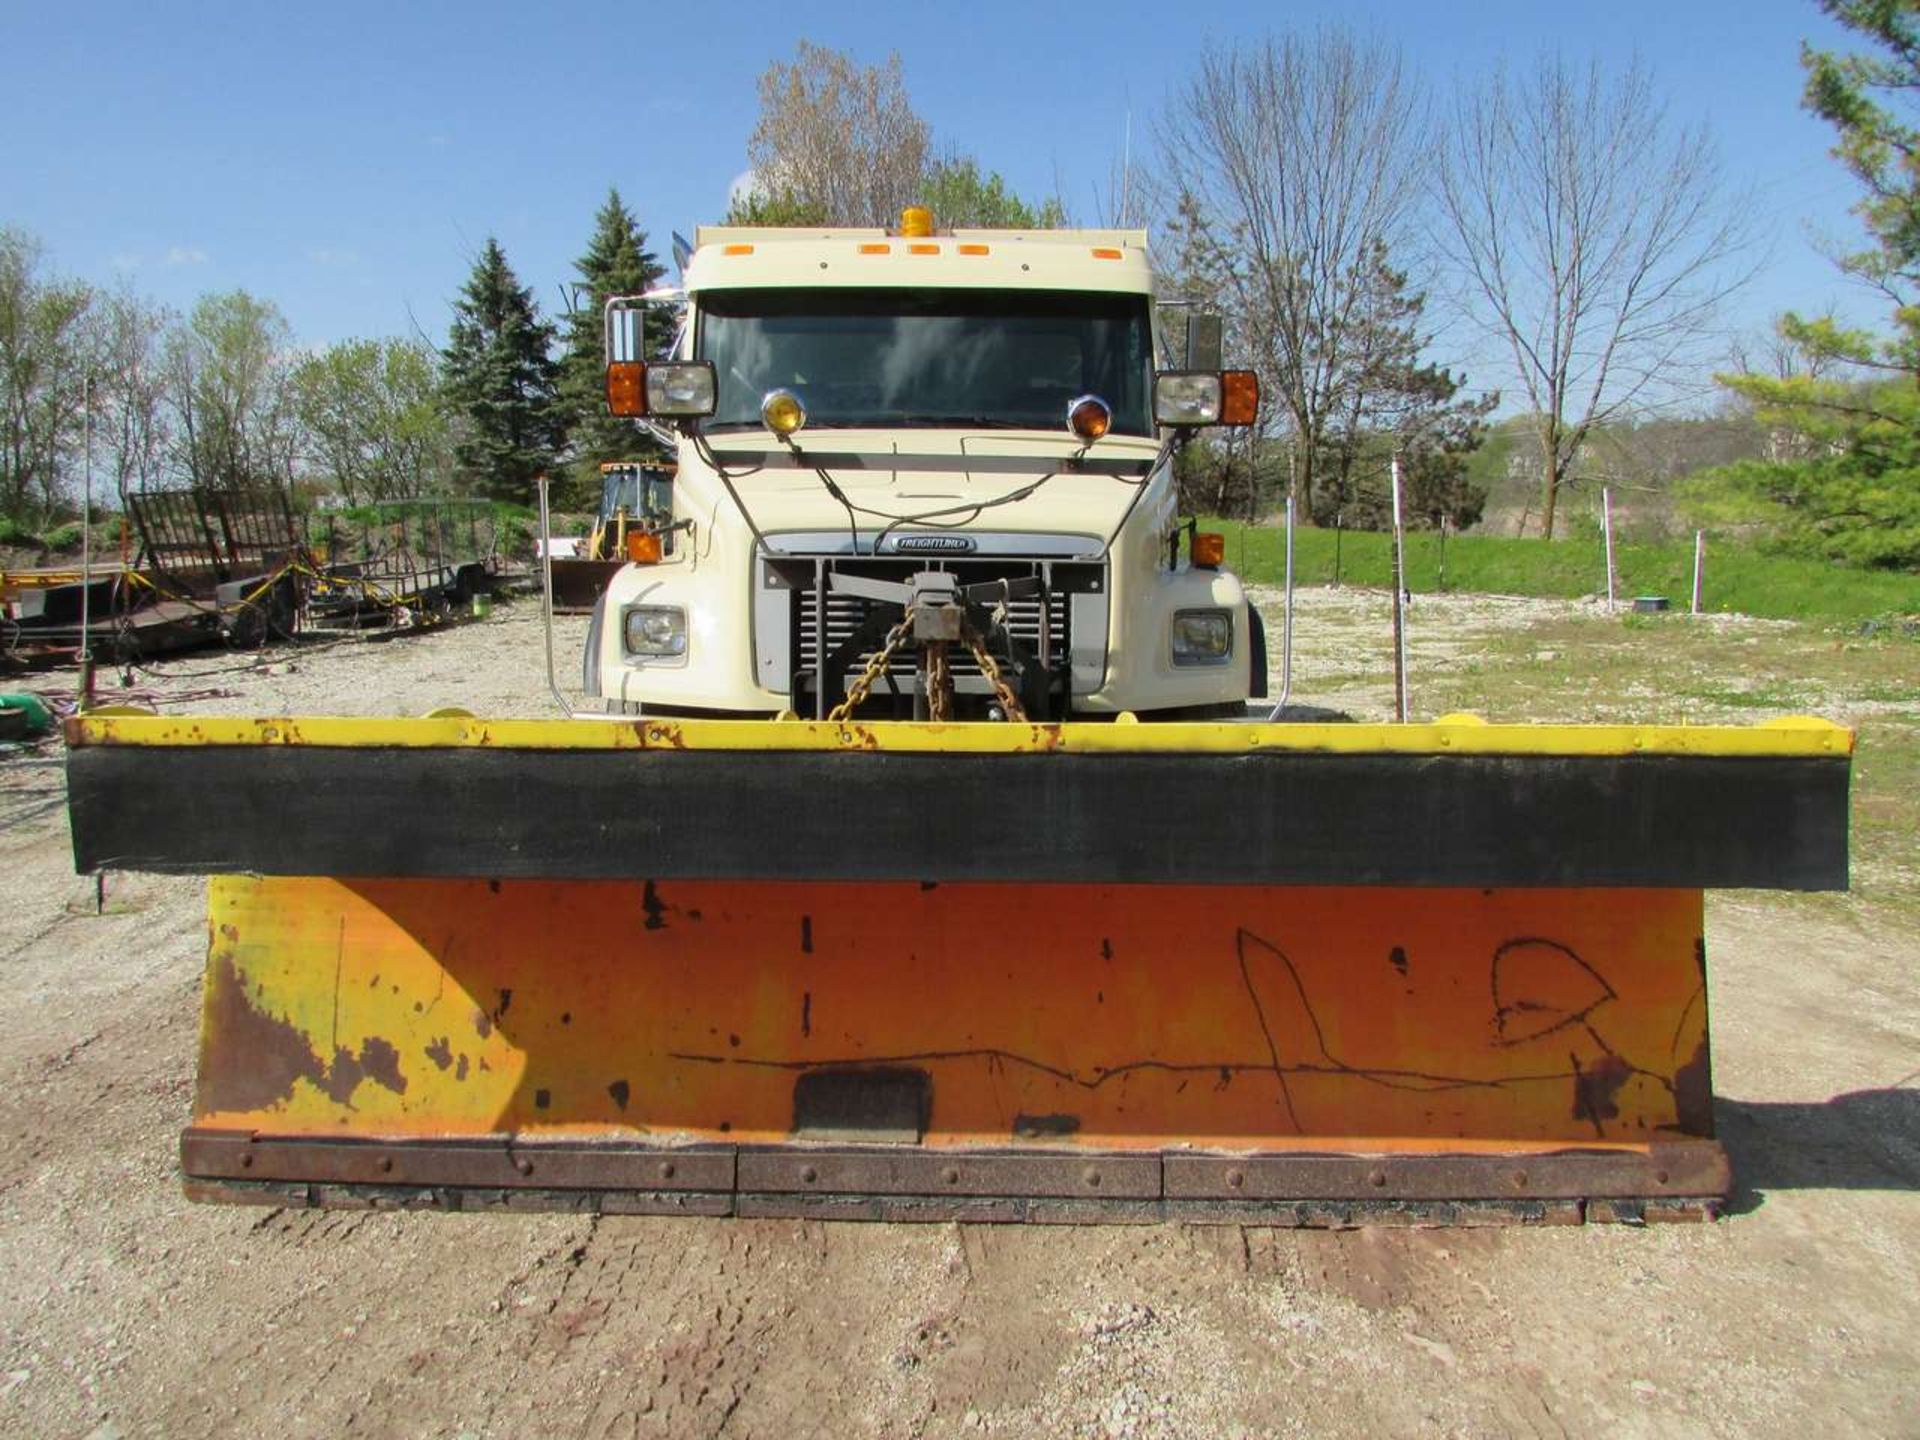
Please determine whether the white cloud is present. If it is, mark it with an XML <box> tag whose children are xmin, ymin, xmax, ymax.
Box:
<box><xmin>162</xmin><ymin>246</ymin><xmax>209</xmax><ymax>267</ymax></box>
<box><xmin>110</xmin><ymin>252</ymin><xmax>142</xmax><ymax>272</ymax></box>
<box><xmin>728</xmin><ymin>168</ymin><xmax>759</xmax><ymax>208</ymax></box>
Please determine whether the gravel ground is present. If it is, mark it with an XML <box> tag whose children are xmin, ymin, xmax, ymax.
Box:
<box><xmin>0</xmin><ymin>592</ymin><xmax>1914</xmax><ymax>1439</ymax></box>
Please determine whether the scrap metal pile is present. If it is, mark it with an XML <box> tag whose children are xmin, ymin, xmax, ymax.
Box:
<box><xmin>3</xmin><ymin>488</ymin><xmax>510</xmax><ymax>669</ymax></box>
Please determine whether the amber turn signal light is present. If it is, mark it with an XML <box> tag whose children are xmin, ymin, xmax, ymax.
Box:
<box><xmin>626</xmin><ymin>530</ymin><xmax>663</xmax><ymax>564</ymax></box>
<box><xmin>606</xmin><ymin>361</ymin><xmax>646</xmax><ymax>417</ymax></box>
<box><xmin>1191</xmin><ymin>532</ymin><xmax>1225</xmax><ymax>569</ymax></box>
<box><xmin>1067</xmin><ymin>395</ymin><xmax>1112</xmax><ymax>442</ymax></box>
<box><xmin>1221</xmin><ymin>370</ymin><xmax>1260</xmax><ymax>427</ymax></box>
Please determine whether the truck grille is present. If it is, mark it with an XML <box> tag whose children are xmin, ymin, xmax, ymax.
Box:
<box><xmin>793</xmin><ymin>580</ymin><xmax>1068</xmax><ymax>677</ymax></box>
<box><xmin>760</xmin><ymin>555</ymin><xmax>1105</xmax><ymax>717</ymax></box>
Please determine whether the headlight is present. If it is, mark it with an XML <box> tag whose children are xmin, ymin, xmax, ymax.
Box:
<box><xmin>1153</xmin><ymin>372</ymin><xmax>1223</xmax><ymax>426</ymax></box>
<box><xmin>644</xmin><ymin>362</ymin><xmax>717</xmax><ymax>417</ymax></box>
<box><xmin>623</xmin><ymin>605</ymin><xmax>687</xmax><ymax>657</ymax></box>
<box><xmin>1171</xmin><ymin>607</ymin><xmax>1232</xmax><ymax>666</ymax></box>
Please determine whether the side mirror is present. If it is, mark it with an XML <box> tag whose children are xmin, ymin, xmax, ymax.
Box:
<box><xmin>1153</xmin><ymin>370</ymin><xmax>1260</xmax><ymax>428</ymax></box>
<box><xmin>1186</xmin><ymin>313</ymin><xmax>1224</xmax><ymax>371</ymax></box>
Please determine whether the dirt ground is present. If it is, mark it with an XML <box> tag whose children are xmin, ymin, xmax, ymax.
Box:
<box><xmin>1</xmin><ymin>591</ymin><xmax>1914</xmax><ymax>1440</ymax></box>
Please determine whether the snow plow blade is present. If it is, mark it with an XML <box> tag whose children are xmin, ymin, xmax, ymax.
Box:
<box><xmin>66</xmin><ymin>713</ymin><xmax>1851</xmax><ymax>1224</ymax></box>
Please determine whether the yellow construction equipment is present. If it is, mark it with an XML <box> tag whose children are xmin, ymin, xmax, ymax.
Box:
<box><xmin>63</xmin><ymin>216</ymin><xmax>1853</xmax><ymax>1223</ymax></box>
<box><xmin>548</xmin><ymin>462</ymin><xmax>675</xmax><ymax>613</ymax></box>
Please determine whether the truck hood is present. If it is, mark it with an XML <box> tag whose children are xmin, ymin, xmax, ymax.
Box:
<box><xmin>687</xmin><ymin>428</ymin><xmax>1165</xmax><ymax>548</ymax></box>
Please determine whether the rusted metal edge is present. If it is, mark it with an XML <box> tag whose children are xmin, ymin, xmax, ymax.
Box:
<box><xmin>182</xmin><ymin>1131</ymin><xmax>1728</xmax><ymax>1206</ymax></box>
<box><xmin>180</xmin><ymin>1131</ymin><xmax>735</xmax><ymax>1192</ymax></box>
<box><xmin>182</xmin><ymin>1180</ymin><xmax>1719</xmax><ymax>1226</ymax></box>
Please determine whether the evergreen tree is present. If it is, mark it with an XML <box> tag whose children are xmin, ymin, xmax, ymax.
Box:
<box><xmin>1685</xmin><ymin>2</ymin><xmax>1920</xmax><ymax>568</ymax></box>
<box><xmin>442</xmin><ymin>238</ymin><xmax>562</xmax><ymax>504</ymax></box>
<box><xmin>559</xmin><ymin>189</ymin><xmax>669</xmax><ymax>502</ymax></box>
<box><xmin>1314</xmin><ymin>245</ymin><xmax>1496</xmax><ymax>532</ymax></box>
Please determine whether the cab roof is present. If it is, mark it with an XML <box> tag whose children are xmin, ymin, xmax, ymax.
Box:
<box><xmin>683</xmin><ymin>226</ymin><xmax>1156</xmax><ymax>295</ymax></box>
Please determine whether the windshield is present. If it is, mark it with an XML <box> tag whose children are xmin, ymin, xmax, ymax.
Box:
<box><xmin>696</xmin><ymin>287</ymin><xmax>1154</xmax><ymax>434</ymax></box>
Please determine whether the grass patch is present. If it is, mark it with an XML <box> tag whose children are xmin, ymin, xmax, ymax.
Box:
<box><xmin>1212</xmin><ymin>518</ymin><xmax>1920</xmax><ymax>623</ymax></box>
<box><xmin>1397</xmin><ymin>606</ymin><xmax>1920</xmax><ymax>922</ymax></box>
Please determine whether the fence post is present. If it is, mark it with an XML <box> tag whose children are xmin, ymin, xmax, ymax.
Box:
<box><xmin>1691</xmin><ymin>529</ymin><xmax>1705</xmax><ymax>616</ymax></box>
<box><xmin>1390</xmin><ymin>454</ymin><xmax>1409</xmax><ymax>723</ymax></box>
<box><xmin>1602</xmin><ymin>487</ymin><xmax>1617</xmax><ymax>614</ymax></box>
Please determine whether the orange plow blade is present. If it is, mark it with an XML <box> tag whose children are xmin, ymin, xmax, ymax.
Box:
<box><xmin>184</xmin><ymin>876</ymin><xmax>1721</xmax><ymax>1221</ymax></box>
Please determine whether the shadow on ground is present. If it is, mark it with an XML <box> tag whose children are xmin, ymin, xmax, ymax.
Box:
<box><xmin>1718</xmin><ymin>1085</ymin><xmax>1920</xmax><ymax>1214</ymax></box>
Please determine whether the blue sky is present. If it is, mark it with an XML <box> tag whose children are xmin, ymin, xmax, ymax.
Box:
<box><xmin>0</xmin><ymin>0</ymin><xmax>1875</xmax><ymax>373</ymax></box>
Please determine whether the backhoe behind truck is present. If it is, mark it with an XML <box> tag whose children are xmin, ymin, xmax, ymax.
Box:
<box><xmin>64</xmin><ymin>212</ymin><xmax>1852</xmax><ymax>1223</ymax></box>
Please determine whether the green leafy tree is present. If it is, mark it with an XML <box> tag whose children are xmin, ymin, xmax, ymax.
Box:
<box><xmin>725</xmin><ymin>187</ymin><xmax>829</xmax><ymax>226</ymax></box>
<box><xmin>293</xmin><ymin>338</ymin><xmax>452</xmax><ymax>503</ymax></box>
<box><xmin>1686</xmin><ymin>3</ymin><xmax>1920</xmax><ymax>568</ymax></box>
<box><xmin>1685</xmin><ymin>367</ymin><xmax>1920</xmax><ymax>567</ymax></box>
<box><xmin>442</xmin><ymin>238</ymin><xmax>562</xmax><ymax>504</ymax></box>
<box><xmin>920</xmin><ymin>156</ymin><xmax>1065</xmax><ymax>229</ymax></box>
<box><xmin>164</xmin><ymin>290</ymin><xmax>298</xmax><ymax>492</ymax></box>
<box><xmin>0</xmin><ymin>229</ymin><xmax>95</xmax><ymax>523</ymax></box>
<box><xmin>558</xmin><ymin>189</ymin><xmax>669</xmax><ymax>504</ymax></box>
<box><xmin>1803</xmin><ymin>0</ymin><xmax>1920</xmax><ymax>358</ymax></box>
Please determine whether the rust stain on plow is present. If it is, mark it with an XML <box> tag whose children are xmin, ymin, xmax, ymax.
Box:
<box><xmin>320</xmin><ymin>1038</ymin><xmax>408</xmax><ymax>1104</ymax></box>
<box><xmin>199</xmin><ymin>952</ymin><xmax>326</xmax><ymax>1114</ymax></box>
<box><xmin>198</xmin><ymin>952</ymin><xmax>410</xmax><ymax>1113</ymax></box>
<box><xmin>1572</xmin><ymin>1053</ymin><xmax>1632</xmax><ymax>1135</ymax></box>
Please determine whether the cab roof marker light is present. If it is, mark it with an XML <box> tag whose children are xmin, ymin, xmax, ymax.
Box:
<box><xmin>909</xmin><ymin>243</ymin><xmax>940</xmax><ymax>255</ymax></box>
<box><xmin>958</xmin><ymin>244</ymin><xmax>990</xmax><ymax>256</ymax></box>
<box><xmin>858</xmin><ymin>243</ymin><xmax>891</xmax><ymax>255</ymax></box>
<box><xmin>1092</xmin><ymin>247</ymin><xmax>1123</xmax><ymax>259</ymax></box>
<box><xmin>723</xmin><ymin>243</ymin><xmax>755</xmax><ymax>256</ymax></box>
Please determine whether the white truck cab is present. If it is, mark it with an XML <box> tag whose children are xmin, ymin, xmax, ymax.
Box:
<box><xmin>588</xmin><ymin>212</ymin><xmax>1263</xmax><ymax>721</ymax></box>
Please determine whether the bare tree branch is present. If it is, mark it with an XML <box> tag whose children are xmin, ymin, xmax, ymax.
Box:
<box><xmin>1434</xmin><ymin>55</ymin><xmax>1759</xmax><ymax>537</ymax></box>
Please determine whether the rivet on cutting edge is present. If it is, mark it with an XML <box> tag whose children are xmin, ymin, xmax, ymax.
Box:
<box><xmin>1084</xmin><ymin>1168</ymin><xmax>1102</xmax><ymax>1188</ymax></box>
<box><xmin>378</xmin><ymin>1156</ymin><xmax>393</xmax><ymax>1174</ymax></box>
<box><xmin>239</xmin><ymin>1152</ymin><xmax>254</xmax><ymax>1169</ymax></box>
<box><xmin>1225</xmin><ymin>1169</ymin><xmax>1245</xmax><ymax>1190</ymax></box>
<box><xmin>1368</xmin><ymin>1169</ymin><xmax>1387</xmax><ymax>1188</ymax></box>
<box><xmin>1655</xmin><ymin>1169</ymin><xmax>1669</xmax><ymax>1185</ymax></box>
<box><xmin>1512</xmin><ymin>1170</ymin><xmax>1529</xmax><ymax>1189</ymax></box>
<box><xmin>941</xmin><ymin>1167</ymin><xmax>960</xmax><ymax>1185</ymax></box>
<box><xmin>516</xmin><ymin>1158</ymin><xmax>534</xmax><ymax>1176</ymax></box>
<box><xmin>660</xmin><ymin>1161</ymin><xmax>676</xmax><ymax>1180</ymax></box>
<box><xmin>801</xmin><ymin>1165</ymin><xmax>818</xmax><ymax>1184</ymax></box>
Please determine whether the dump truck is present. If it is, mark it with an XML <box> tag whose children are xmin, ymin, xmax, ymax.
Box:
<box><xmin>64</xmin><ymin>212</ymin><xmax>1853</xmax><ymax>1224</ymax></box>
